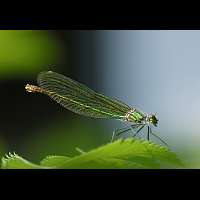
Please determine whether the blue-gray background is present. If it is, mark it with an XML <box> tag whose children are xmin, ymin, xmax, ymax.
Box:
<box><xmin>0</xmin><ymin>30</ymin><xmax>199</xmax><ymax>165</ymax></box>
<box><xmin>95</xmin><ymin>30</ymin><xmax>200</xmax><ymax>151</ymax></box>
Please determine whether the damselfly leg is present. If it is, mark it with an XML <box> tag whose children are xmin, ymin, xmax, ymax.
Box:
<box><xmin>111</xmin><ymin>123</ymin><xmax>141</xmax><ymax>142</ymax></box>
<box><xmin>147</xmin><ymin>125</ymin><xmax>150</xmax><ymax>140</ymax></box>
<box><xmin>149</xmin><ymin>127</ymin><xmax>169</xmax><ymax>148</ymax></box>
<box><xmin>131</xmin><ymin>124</ymin><xmax>145</xmax><ymax>138</ymax></box>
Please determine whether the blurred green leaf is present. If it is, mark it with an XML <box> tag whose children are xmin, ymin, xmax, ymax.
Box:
<box><xmin>176</xmin><ymin>147</ymin><xmax>200</xmax><ymax>169</ymax></box>
<box><xmin>0</xmin><ymin>30</ymin><xmax>61</xmax><ymax>78</ymax></box>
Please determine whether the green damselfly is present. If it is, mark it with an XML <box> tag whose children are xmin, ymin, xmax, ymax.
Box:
<box><xmin>25</xmin><ymin>71</ymin><xmax>167</xmax><ymax>146</ymax></box>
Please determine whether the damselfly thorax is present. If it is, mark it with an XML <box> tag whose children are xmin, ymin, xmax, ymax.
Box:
<box><xmin>124</xmin><ymin>108</ymin><xmax>144</xmax><ymax>123</ymax></box>
<box><xmin>124</xmin><ymin>108</ymin><xmax>158</xmax><ymax>126</ymax></box>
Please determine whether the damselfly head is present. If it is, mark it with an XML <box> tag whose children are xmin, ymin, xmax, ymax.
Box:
<box><xmin>149</xmin><ymin>113</ymin><xmax>158</xmax><ymax>127</ymax></box>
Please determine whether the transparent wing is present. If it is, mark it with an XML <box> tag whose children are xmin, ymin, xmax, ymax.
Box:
<box><xmin>37</xmin><ymin>71</ymin><xmax>132</xmax><ymax>119</ymax></box>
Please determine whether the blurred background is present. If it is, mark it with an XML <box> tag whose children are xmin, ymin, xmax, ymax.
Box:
<box><xmin>0</xmin><ymin>30</ymin><xmax>200</xmax><ymax>166</ymax></box>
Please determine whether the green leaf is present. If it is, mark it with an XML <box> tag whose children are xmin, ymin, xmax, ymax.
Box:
<box><xmin>56</xmin><ymin>138</ymin><xmax>184</xmax><ymax>169</ymax></box>
<box><xmin>1</xmin><ymin>139</ymin><xmax>185</xmax><ymax>169</ymax></box>
<box><xmin>1</xmin><ymin>152</ymin><xmax>47</xmax><ymax>169</ymax></box>
<box><xmin>40</xmin><ymin>155</ymin><xmax>71</xmax><ymax>167</ymax></box>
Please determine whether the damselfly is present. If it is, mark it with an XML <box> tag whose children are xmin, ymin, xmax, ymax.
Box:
<box><xmin>25</xmin><ymin>71</ymin><xmax>167</xmax><ymax>146</ymax></box>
